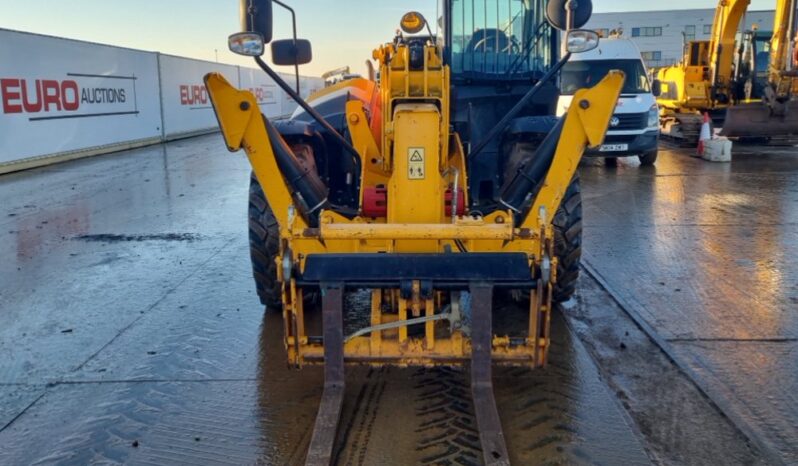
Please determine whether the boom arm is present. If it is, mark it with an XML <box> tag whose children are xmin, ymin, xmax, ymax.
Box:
<box><xmin>708</xmin><ymin>0</ymin><xmax>751</xmax><ymax>100</ymax></box>
<box><xmin>768</xmin><ymin>0</ymin><xmax>798</xmax><ymax>94</ymax></box>
<box><xmin>658</xmin><ymin>0</ymin><xmax>798</xmax><ymax>142</ymax></box>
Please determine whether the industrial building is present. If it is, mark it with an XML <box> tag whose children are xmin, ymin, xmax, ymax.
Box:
<box><xmin>586</xmin><ymin>9</ymin><xmax>776</xmax><ymax>67</ymax></box>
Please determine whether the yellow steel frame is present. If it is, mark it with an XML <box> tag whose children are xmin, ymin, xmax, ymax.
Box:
<box><xmin>204</xmin><ymin>40</ymin><xmax>624</xmax><ymax>369</ymax></box>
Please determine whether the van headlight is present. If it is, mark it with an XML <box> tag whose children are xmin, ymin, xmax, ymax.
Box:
<box><xmin>648</xmin><ymin>105</ymin><xmax>659</xmax><ymax>128</ymax></box>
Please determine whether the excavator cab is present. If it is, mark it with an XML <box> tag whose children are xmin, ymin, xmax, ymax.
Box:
<box><xmin>733</xmin><ymin>29</ymin><xmax>773</xmax><ymax>100</ymax></box>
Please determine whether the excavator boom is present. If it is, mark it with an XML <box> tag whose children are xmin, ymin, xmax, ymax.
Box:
<box><xmin>658</xmin><ymin>0</ymin><xmax>798</xmax><ymax>143</ymax></box>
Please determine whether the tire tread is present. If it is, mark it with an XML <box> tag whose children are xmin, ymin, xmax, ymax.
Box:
<box><xmin>248</xmin><ymin>172</ymin><xmax>282</xmax><ymax>310</ymax></box>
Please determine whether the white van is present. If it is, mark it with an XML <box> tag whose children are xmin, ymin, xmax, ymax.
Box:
<box><xmin>557</xmin><ymin>38</ymin><xmax>660</xmax><ymax>165</ymax></box>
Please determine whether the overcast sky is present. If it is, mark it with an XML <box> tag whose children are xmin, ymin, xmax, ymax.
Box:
<box><xmin>0</xmin><ymin>1</ymin><xmax>778</xmax><ymax>76</ymax></box>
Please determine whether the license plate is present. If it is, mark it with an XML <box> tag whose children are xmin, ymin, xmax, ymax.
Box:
<box><xmin>599</xmin><ymin>143</ymin><xmax>628</xmax><ymax>152</ymax></box>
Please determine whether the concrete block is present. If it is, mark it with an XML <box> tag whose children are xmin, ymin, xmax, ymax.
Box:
<box><xmin>701</xmin><ymin>138</ymin><xmax>733</xmax><ymax>162</ymax></box>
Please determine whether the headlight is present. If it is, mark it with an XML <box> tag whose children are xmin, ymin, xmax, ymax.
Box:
<box><xmin>565</xmin><ymin>30</ymin><xmax>600</xmax><ymax>54</ymax></box>
<box><xmin>648</xmin><ymin>105</ymin><xmax>659</xmax><ymax>128</ymax></box>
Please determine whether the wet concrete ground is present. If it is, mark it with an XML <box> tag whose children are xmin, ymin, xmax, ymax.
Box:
<box><xmin>579</xmin><ymin>145</ymin><xmax>798</xmax><ymax>465</ymax></box>
<box><xmin>0</xmin><ymin>135</ymin><xmax>794</xmax><ymax>464</ymax></box>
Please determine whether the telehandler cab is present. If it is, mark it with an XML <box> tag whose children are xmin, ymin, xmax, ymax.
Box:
<box><xmin>205</xmin><ymin>0</ymin><xmax>624</xmax><ymax>464</ymax></box>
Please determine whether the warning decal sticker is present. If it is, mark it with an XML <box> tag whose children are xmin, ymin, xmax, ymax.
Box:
<box><xmin>408</xmin><ymin>148</ymin><xmax>425</xmax><ymax>180</ymax></box>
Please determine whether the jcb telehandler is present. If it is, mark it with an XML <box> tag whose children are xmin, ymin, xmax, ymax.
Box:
<box><xmin>205</xmin><ymin>0</ymin><xmax>624</xmax><ymax>464</ymax></box>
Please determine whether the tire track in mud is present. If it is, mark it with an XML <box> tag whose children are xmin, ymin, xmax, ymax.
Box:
<box><xmin>0</xmin><ymin>244</ymin><xmax>284</xmax><ymax>465</ymax></box>
<box><xmin>2</xmin><ymin>278</ymin><xmax>647</xmax><ymax>466</ymax></box>
<box><xmin>498</xmin><ymin>364</ymin><xmax>585</xmax><ymax>465</ymax></box>
<box><xmin>335</xmin><ymin>366</ymin><xmax>482</xmax><ymax>466</ymax></box>
<box><xmin>333</xmin><ymin>310</ymin><xmax>650</xmax><ymax>466</ymax></box>
<box><xmin>337</xmin><ymin>368</ymin><xmax>388</xmax><ymax>466</ymax></box>
<box><xmin>414</xmin><ymin>367</ymin><xmax>481</xmax><ymax>466</ymax></box>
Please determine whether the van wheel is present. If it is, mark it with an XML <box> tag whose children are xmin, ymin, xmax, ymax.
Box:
<box><xmin>639</xmin><ymin>150</ymin><xmax>658</xmax><ymax>166</ymax></box>
<box><xmin>249</xmin><ymin>172</ymin><xmax>282</xmax><ymax>311</ymax></box>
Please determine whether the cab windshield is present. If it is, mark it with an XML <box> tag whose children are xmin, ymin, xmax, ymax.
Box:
<box><xmin>752</xmin><ymin>34</ymin><xmax>772</xmax><ymax>73</ymax></box>
<box><xmin>561</xmin><ymin>59</ymin><xmax>651</xmax><ymax>95</ymax></box>
<box><xmin>446</xmin><ymin>0</ymin><xmax>554</xmax><ymax>78</ymax></box>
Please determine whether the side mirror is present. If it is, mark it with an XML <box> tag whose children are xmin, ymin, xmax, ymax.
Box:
<box><xmin>546</xmin><ymin>0</ymin><xmax>593</xmax><ymax>31</ymax></box>
<box><xmin>239</xmin><ymin>0</ymin><xmax>273</xmax><ymax>43</ymax></box>
<box><xmin>652</xmin><ymin>79</ymin><xmax>662</xmax><ymax>97</ymax></box>
<box><xmin>228</xmin><ymin>32</ymin><xmax>265</xmax><ymax>57</ymax></box>
<box><xmin>565</xmin><ymin>30</ymin><xmax>600</xmax><ymax>54</ymax></box>
<box><xmin>271</xmin><ymin>39</ymin><xmax>313</xmax><ymax>66</ymax></box>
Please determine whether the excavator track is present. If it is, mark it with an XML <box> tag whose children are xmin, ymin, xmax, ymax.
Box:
<box><xmin>662</xmin><ymin>111</ymin><xmax>798</xmax><ymax>147</ymax></box>
<box><xmin>660</xmin><ymin>113</ymin><xmax>703</xmax><ymax>147</ymax></box>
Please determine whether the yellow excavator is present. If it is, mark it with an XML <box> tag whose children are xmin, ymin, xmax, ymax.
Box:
<box><xmin>657</xmin><ymin>0</ymin><xmax>798</xmax><ymax>144</ymax></box>
<box><xmin>208</xmin><ymin>0</ymin><xmax>623</xmax><ymax>464</ymax></box>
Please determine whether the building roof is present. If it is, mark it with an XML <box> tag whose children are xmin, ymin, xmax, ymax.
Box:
<box><xmin>594</xmin><ymin>8</ymin><xmax>774</xmax><ymax>15</ymax></box>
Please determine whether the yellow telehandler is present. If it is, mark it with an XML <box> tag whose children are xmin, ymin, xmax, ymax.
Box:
<box><xmin>205</xmin><ymin>0</ymin><xmax>624</xmax><ymax>464</ymax></box>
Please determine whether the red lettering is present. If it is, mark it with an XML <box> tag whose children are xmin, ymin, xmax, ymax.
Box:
<box><xmin>191</xmin><ymin>85</ymin><xmax>202</xmax><ymax>105</ymax></box>
<box><xmin>179</xmin><ymin>84</ymin><xmax>209</xmax><ymax>105</ymax></box>
<box><xmin>61</xmin><ymin>80</ymin><xmax>79</xmax><ymax>111</ymax></box>
<box><xmin>21</xmin><ymin>79</ymin><xmax>42</xmax><ymax>113</ymax></box>
<box><xmin>1</xmin><ymin>78</ymin><xmax>22</xmax><ymax>113</ymax></box>
<box><xmin>42</xmin><ymin>80</ymin><xmax>61</xmax><ymax>111</ymax></box>
<box><xmin>250</xmin><ymin>87</ymin><xmax>265</xmax><ymax>102</ymax></box>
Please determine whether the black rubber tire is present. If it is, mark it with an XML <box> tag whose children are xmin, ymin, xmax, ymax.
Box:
<box><xmin>248</xmin><ymin>172</ymin><xmax>282</xmax><ymax>311</ymax></box>
<box><xmin>552</xmin><ymin>176</ymin><xmax>582</xmax><ymax>303</ymax></box>
<box><xmin>504</xmin><ymin>141</ymin><xmax>582</xmax><ymax>303</ymax></box>
<box><xmin>638</xmin><ymin>150</ymin><xmax>658</xmax><ymax>166</ymax></box>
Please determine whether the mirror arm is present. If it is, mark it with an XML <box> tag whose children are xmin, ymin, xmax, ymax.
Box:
<box><xmin>254</xmin><ymin>56</ymin><xmax>363</xmax><ymax>171</ymax></box>
<box><xmin>468</xmin><ymin>52</ymin><xmax>572</xmax><ymax>161</ymax></box>
<box><xmin>272</xmin><ymin>0</ymin><xmax>300</xmax><ymax>94</ymax></box>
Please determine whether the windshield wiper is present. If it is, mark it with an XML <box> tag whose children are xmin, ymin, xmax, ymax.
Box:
<box><xmin>507</xmin><ymin>21</ymin><xmax>550</xmax><ymax>75</ymax></box>
<box><xmin>502</xmin><ymin>9</ymin><xmax>524</xmax><ymax>35</ymax></box>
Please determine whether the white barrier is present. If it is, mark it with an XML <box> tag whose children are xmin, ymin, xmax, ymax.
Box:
<box><xmin>158</xmin><ymin>55</ymin><xmax>240</xmax><ymax>139</ymax></box>
<box><xmin>0</xmin><ymin>28</ymin><xmax>324</xmax><ymax>173</ymax></box>
<box><xmin>238</xmin><ymin>67</ymin><xmax>285</xmax><ymax>119</ymax></box>
<box><xmin>0</xmin><ymin>30</ymin><xmax>162</xmax><ymax>166</ymax></box>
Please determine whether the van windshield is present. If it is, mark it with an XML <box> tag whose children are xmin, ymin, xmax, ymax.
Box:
<box><xmin>561</xmin><ymin>59</ymin><xmax>650</xmax><ymax>95</ymax></box>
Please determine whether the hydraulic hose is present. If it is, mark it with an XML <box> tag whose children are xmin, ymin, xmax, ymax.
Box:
<box><xmin>498</xmin><ymin>117</ymin><xmax>565</xmax><ymax>214</ymax></box>
<box><xmin>264</xmin><ymin>119</ymin><xmax>330</xmax><ymax>226</ymax></box>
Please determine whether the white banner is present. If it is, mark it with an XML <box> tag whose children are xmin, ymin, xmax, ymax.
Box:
<box><xmin>238</xmin><ymin>67</ymin><xmax>283</xmax><ymax>118</ymax></box>
<box><xmin>0</xmin><ymin>29</ymin><xmax>325</xmax><ymax>171</ymax></box>
<box><xmin>0</xmin><ymin>30</ymin><xmax>162</xmax><ymax>164</ymax></box>
<box><xmin>158</xmin><ymin>55</ymin><xmax>239</xmax><ymax>138</ymax></box>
